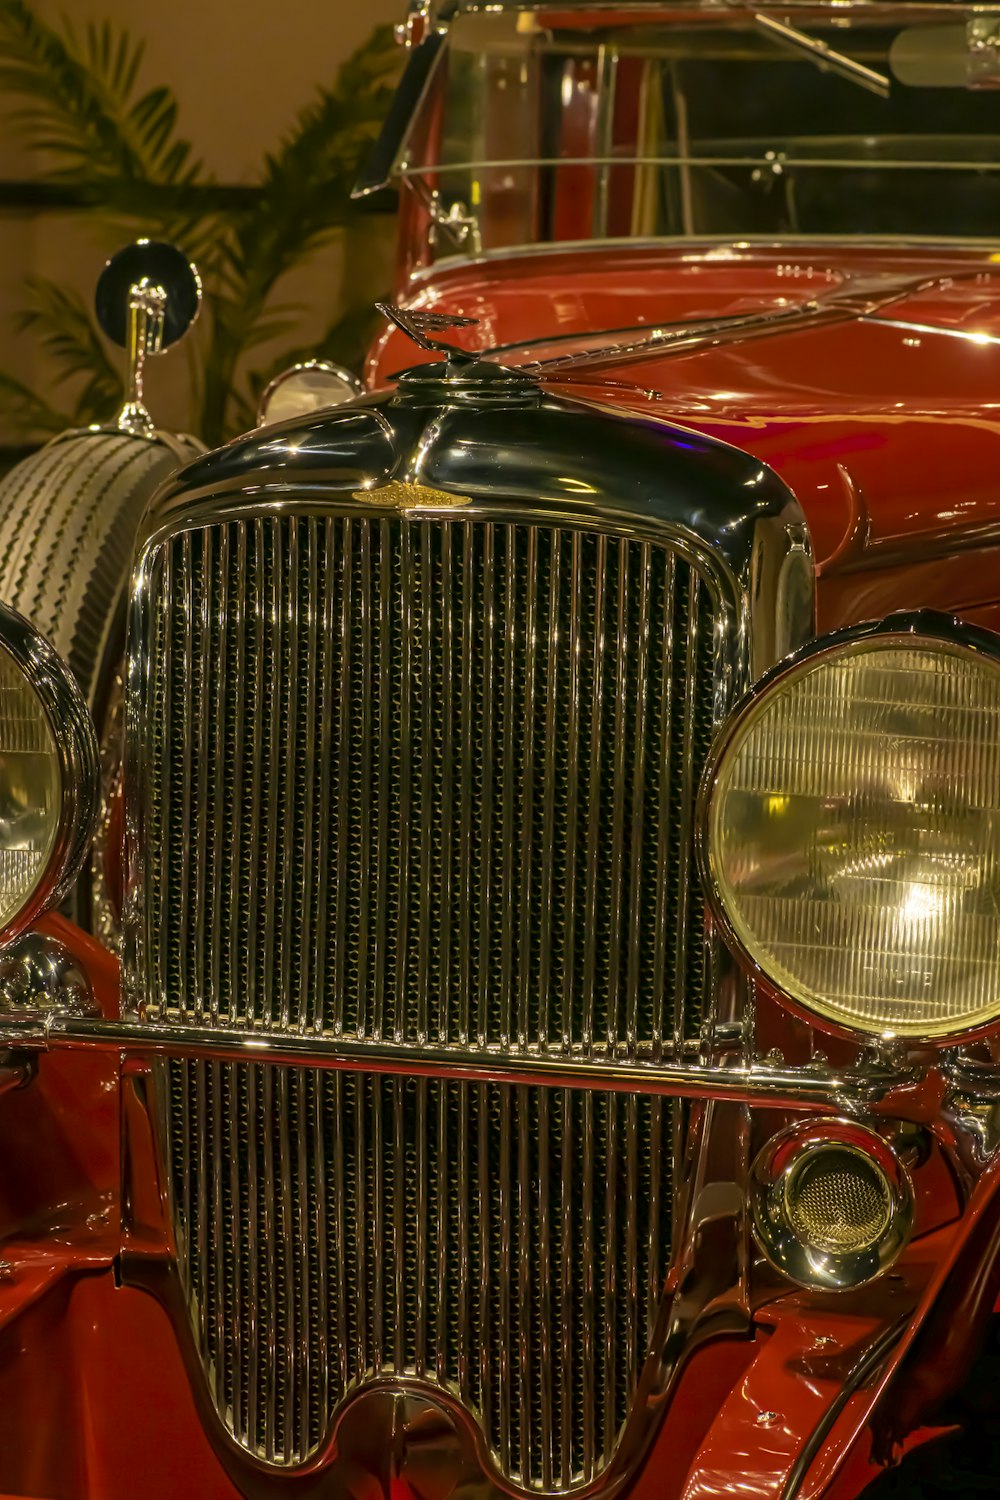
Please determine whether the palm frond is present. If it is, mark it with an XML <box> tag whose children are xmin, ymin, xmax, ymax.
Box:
<box><xmin>219</xmin><ymin>26</ymin><xmax>399</xmax><ymax>310</ymax></box>
<box><xmin>0</xmin><ymin>8</ymin><xmax>400</xmax><ymax>448</ymax></box>
<box><xmin>0</xmin><ymin>0</ymin><xmax>203</xmax><ymax>189</ymax></box>
<box><xmin>17</xmin><ymin>276</ymin><xmax>123</xmax><ymax>422</ymax></box>
<box><xmin>0</xmin><ymin>371</ymin><xmax>72</xmax><ymax>438</ymax></box>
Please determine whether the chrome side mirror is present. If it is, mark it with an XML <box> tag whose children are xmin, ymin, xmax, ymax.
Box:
<box><xmin>257</xmin><ymin>360</ymin><xmax>364</xmax><ymax>427</ymax></box>
<box><xmin>95</xmin><ymin>240</ymin><xmax>202</xmax><ymax>438</ymax></box>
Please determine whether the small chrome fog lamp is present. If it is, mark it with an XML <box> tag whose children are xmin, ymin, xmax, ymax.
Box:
<box><xmin>0</xmin><ymin>601</ymin><xmax>98</xmax><ymax>944</ymax></box>
<box><xmin>750</xmin><ymin>1118</ymin><xmax>913</xmax><ymax>1290</ymax></box>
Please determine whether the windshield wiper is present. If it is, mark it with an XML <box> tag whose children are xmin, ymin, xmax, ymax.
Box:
<box><xmin>751</xmin><ymin>12</ymin><xmax>891</xmax><ymax>98</ymax></box>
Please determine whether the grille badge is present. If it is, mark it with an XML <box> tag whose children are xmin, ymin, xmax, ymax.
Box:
<box><xmin>351</xmin><ymin>480</ymin><xmax>471</xmax><ymax>510</ymax></box>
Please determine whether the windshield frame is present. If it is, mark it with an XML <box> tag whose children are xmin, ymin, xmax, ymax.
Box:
<box><xmin>355</xmin><ymin>1</ymin><xmax>1000</xmax><ymax>266</ymax></box>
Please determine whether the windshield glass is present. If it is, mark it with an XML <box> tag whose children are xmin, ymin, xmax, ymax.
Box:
<box><xmin>399</xmin><ymin>5</ymin><xmax>1000</xmax><ymax>261</ymax></box>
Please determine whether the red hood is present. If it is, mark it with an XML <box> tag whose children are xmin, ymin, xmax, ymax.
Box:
<box><xmin>369</xmin><ymin>243</ymin><xmax>1000</xmax><ymax>631</ymax></box>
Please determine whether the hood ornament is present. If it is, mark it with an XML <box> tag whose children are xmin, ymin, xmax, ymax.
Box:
<box><xmin>96</xmin><ymin>240</ymin><xmax>202</xmax><ymax>438</ymax></box>
<box><xmin>377</xmin><ymin>301</ymin><xmax>541</xmax><ymax>408</ymax></box>
<box><xmin>376</xmin><ymin>302</ymin><xmax>480</xmax><ymax>361</ymax></box>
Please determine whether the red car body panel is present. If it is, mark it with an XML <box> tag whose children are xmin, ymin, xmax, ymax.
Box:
<box><xmin>370</xmin><ymin>243</ymin><xmax>1000</xmax><ymax>639</ymax></box>
<box><xmin>4</xmin><ymin>224</ymin><xmax>1000</xmax><ymax>1498</ymax></box>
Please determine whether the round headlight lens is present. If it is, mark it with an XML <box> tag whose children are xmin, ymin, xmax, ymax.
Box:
<box><xmin>0</xmin><ymin>643</ymin><xmax>61</xmax><ymax>929</ymax></box>
<box><xmin>0</xmin><ymin>602</ymin><xmax>98</xmax><ymax>944</ymax></box>
<box><xmin>706</xmin><ymin>626</ymin><xmax>1000</xmax><ymax>1038</ymax></box>
<box><xmin>257</xmin><ymin>360</ymin><xmax>363</xmax><ymax>427</ymax></box>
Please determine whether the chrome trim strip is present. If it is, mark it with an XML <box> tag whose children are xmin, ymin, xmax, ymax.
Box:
<box><xmin>44</xmin><ymin>421</ymin><xmax>203</xmax><ymax>464</ymax></box>
<box><xmin>400</xmin><ymin>152</ymin><xmax>1000</xmax><ymax>178</ymax></box>
<box><xmin>1</xmin><ymin>1011</ymin><xmax>911</xmax><ymax>1110</ymax></box>
<box><xmin>863</xmin><ymin>314</ymin><xmax>1000</xmax><ymax>346</ymax></box>
<box><xmin>444</xmin><ymin>1</ymin><xmax>1000</xmax><ymax>13</ymax></box>
<box><xmin>416</xmin><ymin>235</ymin><xmax>1000</xmax><ymax>279</ymax></box>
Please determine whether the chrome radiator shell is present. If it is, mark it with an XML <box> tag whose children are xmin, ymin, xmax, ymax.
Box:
<box><xmin>123</xmin><ymin>391</ymin><xmax>811</xmax><ymax>1496</ymax></box>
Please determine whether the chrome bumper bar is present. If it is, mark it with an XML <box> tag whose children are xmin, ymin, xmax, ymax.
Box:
<box><xmin>0</xmin><ymin>1010</ymin><xmax>913</xmax><ymax>1114</ymax></box>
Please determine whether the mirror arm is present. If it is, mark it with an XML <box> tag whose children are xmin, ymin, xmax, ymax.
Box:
<box><xmin>116</xmin><ymin>277</ymin><xmax>168</xmax><ymax>438</ymax></box>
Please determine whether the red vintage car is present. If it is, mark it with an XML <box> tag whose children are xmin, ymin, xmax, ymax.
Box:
<box><xmin>0</xmin><ymin>2</ymin><xmax>999</xmax><ymax>1496</ymax></box>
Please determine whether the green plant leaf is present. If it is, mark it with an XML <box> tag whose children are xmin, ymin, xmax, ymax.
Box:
<box><xmin>0</xmin><ymin>0</ymin><xmax>204</xmax><ymax>193</ymax></box>
<box><xmin>0</xmin><ymin>8</ymin><xmax>402</xmax><ymax>446</ymax></box>
<box><xmin>17</xmin><ymin>276</ymin><xmax>123</xmax><ymax>422</ymax></box>
<box><xmin>0</xmin><ymin>370</ymin><xmax>72</xmax><ymax>438</ymax></box>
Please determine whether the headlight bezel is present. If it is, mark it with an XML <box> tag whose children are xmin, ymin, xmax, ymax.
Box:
<box><xmin>0</xmin><ymin>600</ymin><xmax>99</xmax><ymax>946</ymax></box>
<box><xmin>698</xmin><ymin>609</ymin><xmax>1000</xmax><ymax>1047</ymax></box>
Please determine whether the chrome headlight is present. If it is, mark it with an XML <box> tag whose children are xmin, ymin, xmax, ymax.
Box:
<box><xmin>703</xmin><ymin>613</ymin><xmax>1000</xmax><ymax>1040</ymax></box>
<box><xmin>257</xmin><ymin>360</ymin><xmax>364</xmax><ymax>427</ymax></box>
<box><xmin>0</xmin><ymin>602</ymin><xmax>98</xmax><ymax>942</ymax></box>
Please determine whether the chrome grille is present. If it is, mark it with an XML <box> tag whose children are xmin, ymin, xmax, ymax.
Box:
<box><xmin>164</xmin><ymin>1061</ymin><xmax>673</xmax><ymax>1486</ymax></box>
<box><xmin>139</xmin><ymin>515</ymin><xmax>717</xmax><ymax>1054</ymax></box>
<box><xmin>132</xmin><ymin>510</ymin><xmax>722</xmax><ymax>1490</ymax></box>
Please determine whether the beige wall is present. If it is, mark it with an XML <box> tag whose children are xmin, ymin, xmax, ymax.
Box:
<box><xmin>0</xmin><ymin>0</ymin><xmax>406</xmax><ymax>441</ymax></box>
<box><xmin>36</xmin><ymin>0</ymin><xmax>405</xmax><ymax>182</ymax></box>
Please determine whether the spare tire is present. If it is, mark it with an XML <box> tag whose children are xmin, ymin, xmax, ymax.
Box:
<box><xmin>0</xmin><ymin>427</ymin><xmax>198</xmax><ymax>719</ymax></box>
<box><xmin>0</xmin><ymin>426</ymin><xmax>201</xmax><ymax>928</ymax></box>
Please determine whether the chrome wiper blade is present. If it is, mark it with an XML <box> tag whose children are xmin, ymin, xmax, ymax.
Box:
<box><xmin>751</xmin><ymin>12</ymin><xmax>891</xmax><ymax>98</ymax></box>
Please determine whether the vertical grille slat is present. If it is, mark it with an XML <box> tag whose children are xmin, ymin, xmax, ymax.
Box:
<box><xmin>558</xmin><ymin>1089</ymin><xmax>574</xmax><ymax>1488</ymax></box>
<box><xmin>560</xmin><ymin>533</ymin><xmax>582</xmax><ymax>1056</ymax></box>
<box><xmin>606</xmin><ymin>545</ymin><xmax>630</xmax><ymax>1056</ymax></box>
<box><xmin>227</xmin><ymin>526</ymin><xmax>247</xmax><ymax>1027</ymax></box>
<box><xmin>581</xmin><ymin>1091</ymin><xmax>596</xmax><ymax>1483</ymax></box>
<box><xmin>243</xmin><ymin>520</ymin><xmax>265</xmax><ymax>1036</ymax></box>
<box><xmin>392</xmin><ymin>1078</ymin><xmax>406</xmax><ymax>1372</ymax></box>
<box><xmin>517</xmin><ymin>529</ymin><xmax>538</xmax><ymax>1052</ymax></box>
<box><xmin>263</xmin><ymin>518</ymin><xmax>282</xmax><ymax>1033</ymax></box>
<box><xmin>245</xmin><ymin>1065</ymin><xmax>261</xmax><ymax>1452</ymax></box>
<box><xmin>500</xmin><ymin>526</ymin><xmax>518</xmax><ymax>1053</ymax></box>
<box><xmin>477</xmin><ymin>1081</ymin><xmax>491</xmax><ymax>1434</ymax></box>
<box><xmin>372</xmin><ymin>1074</ymin><xmax>385</xmax><ymax>1374</ymax></box>
<box><xmin>331</xmin><ymin>1072</ymin><xmax>349</xmax><ymax>1396</ymax></box>
<box><xmin>418</xmin><ymin>523</ymin><xmax>435</xmax><ymax>1047</ymax></box>
<box><xmin>625</xmin><ymin>546</ymin><xmax>651</xmax><ymax>1055</ymax></box>
<box><xmin>210</xmin><ymin>1063</ymin><xmax>226</xmax><ymax>1414</ymax></box>
<box><xmin>537</xmin><ymin>1088</ymin><xmax>554</xmax><ymax>1491</ymax></box>
<box><xmin>279</xmin><ymin>522</ymin><xmax>298</xmax><ymax>1034</ymax></box>
<box><xmin>178</xmin><ymin>530</ymin><xmax>195</xmax><ymax>1017</ymax></box>
<box><xmin>261</xmin><ymin>1066</ymin><xmax>279</xmax><ymax>1460</ymax></box>
<box><xmin>581</xmin><ymin>533</ymin><xmax>607</xmax><ymax>1057</ymax></box>
<box><xmin>298</xmin><ymin>526</ymin><xmax>318</xmax><ymax>1035</ymax></box>
<box><xmin>415</xmin><ymin>1076</ymin><xmax>429</xmax><ymax>1378</ymax></box>
<box><xmin>356</xmin><ymin>523</ymin><xmax>374</xmax><ymax>1040</ymax></box>
<box><xmin>517</xmin><ymin>1085</ymin><xmax>532</xmax><ymax>1479</ymax></box>
<box><xmin>373</xmin><ymin>520</ymin><xmax>391</xmax><ymax>1044</ymax></box>
<box><xmin>538</xmin><ymin>530</ymin><xmax>560</xmax><ymax>1052</ymax></box>
<box><xmin>139</xmin><ymin>512</ymin><xmax>722</xmax><ymax>1491</ymax></box>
